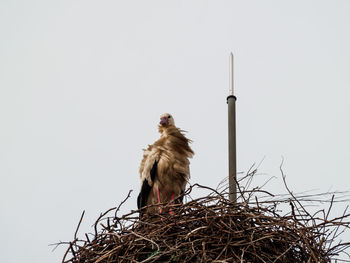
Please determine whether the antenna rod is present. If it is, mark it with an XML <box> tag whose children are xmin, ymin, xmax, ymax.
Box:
<box><xmin>227</xmin><ymin>52</ymin><xmax>237</xmax><ymax>203</ymax></box>
<box><xmin>229</xmin><ymin>53</ymin><xmax>234</xmax><ymax>95</ymax></box>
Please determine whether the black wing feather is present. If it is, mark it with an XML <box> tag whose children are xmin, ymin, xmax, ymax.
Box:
<box><xmin>137</xmin><ymin>161</ymin><xmax>158</xmax><ymax>212</ymax></box>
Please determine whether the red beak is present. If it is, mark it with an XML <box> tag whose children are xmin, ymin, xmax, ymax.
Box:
<box><xmin>160</xmin><ymin>117</ymin><xmax>168</xmax><ymax>126</ymax></box>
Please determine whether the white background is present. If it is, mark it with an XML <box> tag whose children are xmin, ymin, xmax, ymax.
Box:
<box><xmin>1</xmin><ymin>1</ymin><xmax>349</xmax><ymax>262</ymax></box>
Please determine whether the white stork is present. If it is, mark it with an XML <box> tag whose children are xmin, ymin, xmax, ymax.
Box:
<box><xmin>137</xmin><ymin>113</ymin><xmax>194</xmax><ymax>214</ymax></box>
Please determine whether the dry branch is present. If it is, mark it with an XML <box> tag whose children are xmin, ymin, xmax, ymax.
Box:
<box><xmin>59</xmin><ymin>171</ymin><xmax>350</xmax><ymax>263</ymax></box>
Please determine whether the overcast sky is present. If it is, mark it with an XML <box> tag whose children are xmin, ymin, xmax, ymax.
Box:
<box><xmin>1</xmin><ymin>1</ymin><xmax>350</xmax><ymax>262</ymax></box>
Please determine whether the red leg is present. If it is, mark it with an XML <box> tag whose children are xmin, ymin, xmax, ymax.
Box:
<box><xmin>157</xmin><ymin>186</ymin><xmax>162</xmax><ymax>213</ymax></box>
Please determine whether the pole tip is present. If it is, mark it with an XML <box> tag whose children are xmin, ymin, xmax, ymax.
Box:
<box><xmin>229</xmin><ymin>52</ymin><xmax>234</xmax><ymax>96</ymax></box>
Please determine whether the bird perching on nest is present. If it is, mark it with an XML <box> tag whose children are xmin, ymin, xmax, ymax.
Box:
<box><xmin>137</xmin><ymin>113</ymin><xmax>194</xmax><ymax>215</ymax></box>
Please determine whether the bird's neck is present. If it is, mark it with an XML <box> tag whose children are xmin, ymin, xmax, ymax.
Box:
<box><xmin>160</xmin><ymin>128</ymin><xmax>168</xmax><ymax>138</ymax></box>
<box><xmin>158</xmin><ymin>125</ymin><xmax>174</xmax><ymax>138</ymax></box>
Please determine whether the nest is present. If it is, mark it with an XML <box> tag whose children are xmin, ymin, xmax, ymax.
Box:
<box><xmin>59</xmin><ymin>170</ymin><xmax>350</xmax><ymax>262</ymax></box>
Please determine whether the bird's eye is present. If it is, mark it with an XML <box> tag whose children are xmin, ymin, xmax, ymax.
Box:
<box><xmin>168</xmin><ymin>115</ymin><xmax>171</xmax><ymax>118</ymax></box>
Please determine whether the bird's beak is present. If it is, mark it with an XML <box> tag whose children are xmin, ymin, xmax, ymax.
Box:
<box><xmin>160</xmin><ymin>117</ymin><xmax>168</xmax><ymax>126</ymax></box>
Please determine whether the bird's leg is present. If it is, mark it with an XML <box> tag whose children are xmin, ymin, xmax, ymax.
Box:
<box><xmin>168</xmin><ymin>192</ymin><xmax>175</xmax><ymax>215</ymax></box>
<box><xmin>157</xmin><ymin>185</ymin><xmax>162</xmax><ymax>214</ymax></box>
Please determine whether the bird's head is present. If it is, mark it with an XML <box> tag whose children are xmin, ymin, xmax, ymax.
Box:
<box><xmin>159</xmin><ymin>113</ymin><xmax>175</xmax><ymax>127</ymax></box>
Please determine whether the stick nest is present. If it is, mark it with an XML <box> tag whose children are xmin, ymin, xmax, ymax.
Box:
<box><xmin>59</xmin><ymin>170</ymin><xmax>350</xmax><ymax>262</ymax></box>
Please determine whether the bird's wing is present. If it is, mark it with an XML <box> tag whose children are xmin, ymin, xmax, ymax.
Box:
<box><xmin>137</xmin><ymin>160</ymin><xmax>157</xmax><ymax>210</ymax></box>
<box><xmin>140</xmin><ymin>147</ymin><xmax>161</xmax><ymax>186</ymax></box>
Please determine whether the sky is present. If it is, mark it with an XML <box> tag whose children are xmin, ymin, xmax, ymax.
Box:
<box><xmin>1</xmin><ymin>1</ymin><xmax>350</xmax><ymax>262</ymax></box>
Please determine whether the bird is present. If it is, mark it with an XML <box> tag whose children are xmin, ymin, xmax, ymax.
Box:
<box><xmin>137</xmin><ymin>113</ymin><xmax>194</xmax><ymax>215</ymax></box>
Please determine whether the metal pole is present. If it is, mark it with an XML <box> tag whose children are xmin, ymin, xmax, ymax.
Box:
<box><xmin>227</xmin><ymin>52</ymin><xmax>237</xmax><ymax>203</ymax></box>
